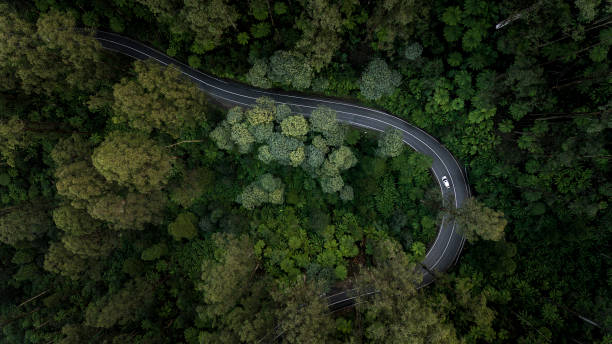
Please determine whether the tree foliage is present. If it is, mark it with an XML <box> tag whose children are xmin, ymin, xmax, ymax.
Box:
<box><xmin>452</xmin><ymin>197</ymin><xmax>507</xmax><ymax>242</ymax></box>
<box><xmin>359</xmin><ymin>58</ymin><xmax>402</xmax><ymax>100</ymax></box>
<box><xmin>112</xmin><ymin>60</ymin><xmax>208</xmax><ymax>138</ymax></box>
<box><xmin>92</xmin><ymin>131</ymin><xmax>173</xmax><ymax>193</ymax></box>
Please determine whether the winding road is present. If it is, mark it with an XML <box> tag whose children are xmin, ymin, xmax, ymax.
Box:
<box><xmin>94</xmin><ymin>31</ymin><xmax>470</xmax><ymax>309</ymax></box>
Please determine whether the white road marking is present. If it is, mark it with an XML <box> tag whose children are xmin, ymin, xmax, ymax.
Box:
<box><xmin>97</xmin><ymin>35</ymin><xmax>467</xmax><ymax>273</ymax></box>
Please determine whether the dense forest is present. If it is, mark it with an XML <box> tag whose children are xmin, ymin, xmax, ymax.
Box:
<box><xmin>0</xmin><ymin>0</ymin><xmax>610</xmax><ymax>343</ymax></box>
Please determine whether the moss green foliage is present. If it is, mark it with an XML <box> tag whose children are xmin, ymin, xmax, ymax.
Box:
<box><xmin>377</xmin><ymin>127</ymin><xmax>404</xmax><ymax>158</ymax></box>
<box><xmin>452</xmin><ymin>197</ymin><xmax>507</xmax><ymax>242</ymax></box>
<box><xmin>168</xmin><ymin>212</ymin><xmax>198</xmax><ymax>240</ymax></box>
<box><xmin>359</xmin><ymin>58</ymin><xmax>402</xmax><ymax>100</ymax></box>
<box><xmin>112</xmin><ymin>60</ymin><xmax>208</xmax><ymax>138</ymax></box>
<box><xmin>0</xmin><ymin>1</ymin><xmax>609</xmax><ymax>343</ymax></box>
<box><xmin>0</xmin><ymin>201</ymin><xmax>52</xmax><ymax>245</ymax></box>
<box><xmin>169</xmin><ymin>167</ymin><xmax>215</xmax><ymax>208</ymax></box>
<box><xmin>92</xmin><ymin>131</ymin><xmax>173</xmax><ymax>193</ymax></box>
<box><xmin>236</xmin><ymin>173</ymin><xmax>285</xmax><ymax>209</ymax></box>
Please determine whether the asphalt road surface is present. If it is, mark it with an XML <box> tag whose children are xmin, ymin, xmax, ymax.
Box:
<box><xmin>94</xmin><ymin>31</ymin><xmax>471</xmax><ymax>309</ymax></box>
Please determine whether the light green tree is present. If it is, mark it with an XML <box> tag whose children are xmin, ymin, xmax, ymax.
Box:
<box><xmin>377</xmin><ymin>127</ymin><xmax>405</xmax><ymax>158</ymax></box>
<box><xmin>209</xmin><ymin>122</ymin><xmax>234</xmax><ymax>151</ymax></box>
<box><xmin>452</xmin><ymin>197</ymin><xmax>507</xmax><ymax>242</ymax></box>
<box><xmin>327</xmin><ymin>146</ymin><xmax>358</xmax><ymax>172</ymax></box>
<box><xmin>92</xmin><ymin>131</ymin><xmax>173</xmax><ymax>193</ymax></box>
<box><xmin>230</xmin><ymin>122</ymin><xmax>256</xmax><ymax>153</ymax></box>
<box><xmin>168</xmin><ymin>212</ymin><xmax>198</xmax><ymax>240</ymax></box>
<box><xmin>281</xmin><ymin>115</ymin><xmax>310</xmax><ymax>138</ymax></box>
<box><xmin>320</xmin><ymin>174</ymin><xmax>344</xmax><ymax>193</ymax></box>
<box><xmin>360</xmin><ymin>58</ymin><xmax>402</xmax><ymax>100</ymax></box>
<box><xmin>236</xmin><ymin>173</ymin><xmax>285</xmax><ymax>209</ymax></box>
<box><xmin>268</xmin><ymin>50</ymin><xmax>314</xmax><ymax>89</ymax></box>
<box><xmin>112</xmin><ymin>60</ymin><xmax>208</xmax><ymax>138</ymax></box>
<box><xmin>309</xmin><ymin>106</ymin><xmax>345</xmax><ymax>146</ymax></box>
<box><xmin>246</xmin><ymin>58</ymin><xmax>272</xmax><ymax>88</ymax></box>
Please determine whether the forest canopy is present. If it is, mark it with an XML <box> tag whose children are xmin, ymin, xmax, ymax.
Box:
<box><xmin>0</xmin><ymin>1</ymin><xmax>610</xmax><ymax>344</ymax></box>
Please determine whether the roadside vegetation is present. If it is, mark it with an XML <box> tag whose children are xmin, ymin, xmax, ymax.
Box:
<box><xmin>0</xmin><ymin>1</ymin><xmax>609</xmax><ymax>343</ymax></box>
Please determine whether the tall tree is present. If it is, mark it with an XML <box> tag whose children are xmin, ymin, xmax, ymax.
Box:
<box><xmin>294</xmin><ymin>0</ymin><xmax>344</xmax><ymax>71</ymax></box>
<box><xmin>377</xmin><ymin>127</ymin><xmax>405</xmax><ymax>158</ymax></box>
<box><xmin>367</xmin><ymin>0</ymin><xmax>430</xmax><ymax>52</ymax></box>
<box><xmin>92</xmin><ymin>131</ymin><xmax>173</xmax><ymax>193</ymax></box>
<box><xmin>43</xmin><ymin>241</ymin><xmax>88</xmax><ymax>280</ymax></box>
<box><xmin>353</xmin><ymin>239</ymin><xmax>460</xmax><ymax>343</ymax></box>
<box><xmin>237</xmin><ymin>173</ymin><xmax>285</xmax><ymax>209</ymax></box>
<box><xmin>85</xmin><ymin>277</ymin><xmax>154</xmax><ymax>328</ymax></box>
<box><xmin>88</xmin><ymin>191</ymin><xmax>166</xmax><ymax>230</ymax></box>
<box><xmin>359</xmin><ymin>58</ymin><xmax>402</xmax><ymax>100</ymax></box>
<box><xmin>0</xmin><ymin>201</ymin><xmax>52</xmax><ymax>245</ymax></box>
<box><xmin>112</xmin><ymin>60</ymin><xmax>208</xmax><ymax>138</ymax></box>
<box><xmin>0</xmin><ymin>6</ymin><xmax>112</xmax><ymax>95</ymax></box>
<box><xmin>452</xmin><ymin>197</ymin><xmax>507</xmax><ymax>242</ymax></box>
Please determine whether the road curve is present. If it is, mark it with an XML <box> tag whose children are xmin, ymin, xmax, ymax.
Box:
<box><xmin>94</xmin><ymin>31</ymin><xmax>470</xmax><ymax>299</ymax></box>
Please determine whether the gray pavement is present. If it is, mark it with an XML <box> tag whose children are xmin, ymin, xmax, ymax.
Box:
<box><xmin>94</xmin><ymin>31</ymin><xmax>470</xmax><ymax>307</ymax></box>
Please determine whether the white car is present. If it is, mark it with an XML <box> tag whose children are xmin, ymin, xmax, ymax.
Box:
<box><xmin>441</xmin><ymin>176</ymin><xmax>450</xmax><ymax>189</ymax></box>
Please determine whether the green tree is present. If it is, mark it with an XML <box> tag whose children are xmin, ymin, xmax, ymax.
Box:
<box><xmin>88</xmin><ymin>191</ymin><xmax>166</xmax><ymax>230</ymax></box>
<box><xmin>354</xmin><ymin>239</ymin><xmax>460</xmax><ymax>343</ymax></box>
<box><xmin>61</xmin><ymin>230</ymin><xmax>119</xmax><ymax>258</ymax></box>
<box><xmin>168</xmin><ymin>212</ymin><xmax>198</xmax><ymax>240</ymax></box>
<box><xmin>53</xmin><ymin>204</ymin><xmax>102</xmax><ymax>235</ymax></box>
<box><xmin>54</xmin><ymin>160</ymin><xmax>110</xmax><ymax>210</ymax></box>
<box><xmin>50</xmin><ymin>135</ymin><xmax>92</xmax><ymax>167</ymax></box>
<box><xmin>377</xmin><ymin>127</ymin><xmax>404</xmax><ymax>158</ymax></box>
<box><xmin>0</xmin><ymin>202</ymin><xmax>52</xmax><ymax>245</ymax></box>
<box><xmin>294</xmin><ymin>0</ymin><xmax>343</xmax><ymax>71</ymax></box>
<box><xmin>360</xmin><ymin>58</ymin><xmax>401</xmax><ymax>100</ymax></box>
<box><xmin>182</xmin><ymin>0</ymin><xmax>239</xmax><ymax>52</ymax></box>
<box><xmin>85</xmin><ymin>277</ymin><xmax>154</xmax><ymax>328</ymax></box>
<box><xmin>452</xmin><ymin>197</ymin><xmax>507</xmax><ymax>242</ymax></box>
<box><xmin>271</xmin><ymin>280</ymin><xmax>334</xmax><ymax>344</ymax></box>
<box><xmin>281</xmin><ymin>115</ymin><xmax>310</xmax><ymax>138</ymax></box>
<box><xmin>43</xmin><ymin>241</ymin><xmax>87</xmax><ymax>279</ymax></box>
<box><xmin>0</xmin><ymin>117</ymin><xmax>29</xmax><ymax>168</ymax></box>
<box><xmin>237</xmin><ymin>174</ymin><xmax>285</xmax><ymax>209</ymax></box>
<box><xmin>198</xmin><ymin>233</ymin><xmax>257</xmax><ymax>316</ymax></box>
<box><xmin>169</xmin><ymin>167</ymin><xmax>215</xmax><ymax>208</ymax></box>
<box><xmin>246</xmin><ymin>58</ymin><xmax>272</xmax><ymax>88</ymax></box>
<box><xmin>112</xmin><ymin>60</ymin><xmax>208</xmax><ymax>138</ymax></box>
<box><xmin>0</xmin><ymin>6</ymin><xmax>111</xmax><ymax>95</ymax></box>
<box><xmin>92</xmin><ymin>131</ymin><xmax>173</xmax><ymax>193</ymax></box>
<box><xmin>268</xmin><ymin>50</ymin><xmax>314</xmax><ymax>89</ymax></box>
<box><xmin>367</xmin><ymin>0</ymin><xmax>430</xmax><ymax>52</ymax></box>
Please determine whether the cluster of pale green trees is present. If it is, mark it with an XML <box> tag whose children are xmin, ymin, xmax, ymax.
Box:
<box><xmin>210</xmin><ymin>97</ymin><xmax>360</xmax><ymax>205</ymax></box>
